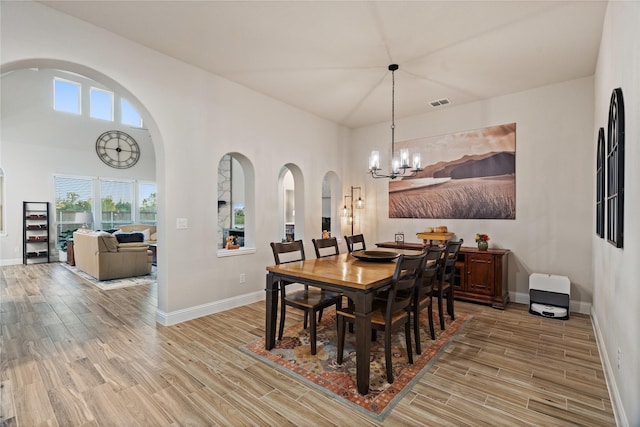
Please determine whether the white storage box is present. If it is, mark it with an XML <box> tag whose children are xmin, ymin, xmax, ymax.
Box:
<box><xmin>529</xmin><ymin>273</ymin><xmax>570</xmax><ymax>319</ymax></box>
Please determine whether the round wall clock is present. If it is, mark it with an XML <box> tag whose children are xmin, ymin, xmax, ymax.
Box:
<box><xmin>95</xmin><ymin>130</ymin><xmax>140</xmax><ymax>169</ymax></box>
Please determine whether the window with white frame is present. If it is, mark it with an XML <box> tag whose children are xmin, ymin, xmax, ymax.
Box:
<box><xmin>54</xmin><ymin>175</ymin><xmax>156</xmax><ymax>248</ymax></box>
<box><xmin>53</xmin><ymin>78</ymin><xmax>81</xmax><ymax>114</ymax></box>
<box><xmin>100</xmin><ymin>179</ymin><xmax>133</xmax><ymax>230</ymax></box>
<box><xmin>138</xmin><ymin>182</ymin><xmax>157</xmax><ymax>225</ymax></box>
<box><xmin>90</xmin><ymin>87</ymin><xmax>114</xmax><ymax>121</ymax></box>
<box><xmin>54</xmin><ymin>175</ymin><xmax>93</xmax><ymax>248</ymax></box>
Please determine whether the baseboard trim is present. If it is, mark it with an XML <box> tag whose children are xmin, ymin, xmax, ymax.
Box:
<box><xmin>591</xmin><ymin>307</ymin><xmax>627</xmax><ymax>427</ymax></box>
<box><xmin>155</xmin><ymin>289</ymin><xmax>265</xmax><ymax>326</ymax></box>
<box><xmin>510</xmin><ymin>291</ymin><xmax>591</xmax><ymax>315</ymax></box>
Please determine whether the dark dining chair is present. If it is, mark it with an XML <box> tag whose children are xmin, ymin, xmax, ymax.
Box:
<box><xmin>433</xmin><ymin>239</ymin><xmax>463</xmax><ymax>330</ymax></box>
<box><xmin>336</xmin><ymin>252</ymin><xmax>426</xmax><ymax>384</ymax></box>
<box><xmin>312</xmin><ymin>237</ymin><xmax>339</xmax><ymax>258</ymax></box>
<box><xmin>270</xmin><ymin>240</ymin><xmax>342</xmax><ymax>355</ymax></box>
<box><xmin>344</xmin><ymin>234</ymin><xmax>366</xmax><ymax>253</ymax></box>
<box><xmin>413</xmin><ymin>246</ymin><xmax>445</xmax><ymax>353</ymax></box>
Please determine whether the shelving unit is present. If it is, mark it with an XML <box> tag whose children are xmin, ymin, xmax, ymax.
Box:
<box><xmin>23</xmin><ymin>201</ymin><xmax>50</xmax><ymax>264</ymax></box>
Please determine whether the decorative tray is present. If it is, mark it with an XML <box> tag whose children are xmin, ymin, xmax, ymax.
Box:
<box><xmin>416</xmin><ymin>232</ymin><xmax>454</xmax><ymax>240</ymax></box>
<box><xmin>351</xmin><ymin>250</ymin><xmax>400</xmax><ymax>262</ymax></box>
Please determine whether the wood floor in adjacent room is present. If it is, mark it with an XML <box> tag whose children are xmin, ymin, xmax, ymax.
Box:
<box><xmin>1</xmin><ymin>263</ymin><xmax>615</xmax><ymax>426</ymax></box>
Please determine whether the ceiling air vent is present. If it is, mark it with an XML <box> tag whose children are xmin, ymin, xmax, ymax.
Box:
<box><xmin>429</xmin><ymin>98</ymin><xmax>451</xmax><ymax>108</ymax></box>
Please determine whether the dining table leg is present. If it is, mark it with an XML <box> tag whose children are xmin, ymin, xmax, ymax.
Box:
<box><xmin>353</xmin><ymin>291</ymin><xmax>375</xmax><ymax>395</ymax></box>
<box><xmin>265</xmin><ymin>273</ymin><xmax>278</xmax><ymax>350</ymax></box>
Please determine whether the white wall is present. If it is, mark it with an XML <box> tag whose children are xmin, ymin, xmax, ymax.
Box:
<box><xmin>350</xmin><ymin>77</ymin><xmax>595</xmax><ymax>312</ymax></box>
<box><xmin>1</xmin><ymin>2</ymin><xmax>348</xmax><ymax>320</ymax></box>
<box><xmin>593</xmin><ymin>2</ymin><xmax>640</xmax><ymax>425</ymax></box>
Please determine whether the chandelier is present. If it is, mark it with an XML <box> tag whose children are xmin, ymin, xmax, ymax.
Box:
<box><xmin>369</xmin><ymin>64</ymin><xmax>422</xmax><ymax>179</ymax></box>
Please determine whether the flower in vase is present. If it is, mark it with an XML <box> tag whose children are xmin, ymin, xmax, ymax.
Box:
<box><xmin>475</xmin><ymin>233</ymin><xmax>490</xmax><ymax>243</ymax></box>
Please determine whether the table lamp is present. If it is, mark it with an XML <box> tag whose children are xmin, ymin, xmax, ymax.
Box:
<box><xmin>75</xmin><ymin>212</ymin><xmax>93</xmax><ymax>229</ymax></box>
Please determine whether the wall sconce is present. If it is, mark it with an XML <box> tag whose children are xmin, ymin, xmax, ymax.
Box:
<box><xmin>342</xmin><ymin>186</ymin><xmax>364</xmax><ymax>235</ymax></box>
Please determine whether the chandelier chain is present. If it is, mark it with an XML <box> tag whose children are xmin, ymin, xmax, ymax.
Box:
<box><xmin>391</xmin><ymin>66</ymin><xmax>395</xmax><ymax>158</ymax></box>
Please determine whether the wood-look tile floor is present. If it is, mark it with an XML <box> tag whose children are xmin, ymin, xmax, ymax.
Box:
<box><xmin>1</xmin><ymin>263</ymin><xmax>616</xmax><ymax>426</ymax></box>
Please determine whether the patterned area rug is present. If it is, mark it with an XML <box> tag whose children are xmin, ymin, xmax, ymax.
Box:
<box><xmin>241</xmin><ymin>308</ymin><xmax>471</xmax><ymax>420</ymax></box>
<box><xmin>60</xmin><ymin>262</ymin><xmax>156</xmax><ymax>290</ymax></box>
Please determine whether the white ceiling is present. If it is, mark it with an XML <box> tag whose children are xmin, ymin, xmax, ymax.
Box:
<box><xmin>40</xmin><ymin>1</ymin><xmax>607</xmax><ymax>129</ymax></box>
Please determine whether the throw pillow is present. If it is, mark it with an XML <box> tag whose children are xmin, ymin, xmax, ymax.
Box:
<box><xmin>97</xmin><ymin>231</ymin><xmax>119</xmax><ymax>252</ymax></box>
<box><xmin>115</xmin><ymin>232</ymin><xmax>144</xmax><ymax>243</ymax></box>
<box><xmin>141</xmin><ymin>228</ymin><xmax>150</xmax><ymax>242</ymax></box>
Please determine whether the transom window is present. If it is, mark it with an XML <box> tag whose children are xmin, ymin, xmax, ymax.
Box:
<box><xmin>53</xmin><ymin>78</ymin><xmax>81</xmax><ymax>114</ymax></box>
<box><xmin>52</xmin><ymin>76</ymin><xmax>143</xmax><ymax>127</ymax></box>
<box><xmin>90</xmin><ymin>87</ymin><xmax>114</xmax><ymax>121</ymax></box>
<box><xmin>122</xmin><ymin>99</ymin><xmax>143</xmax><ymax>128</ymax></box>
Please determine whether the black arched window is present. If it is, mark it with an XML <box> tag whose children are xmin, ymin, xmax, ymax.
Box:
<box><xmin>606</xmin><ymin>88</ymin><xmax>624</xmax><ymax>248</ymax></box>
<box><xmin>595</xmin><ymin>128</ymin><xmax>604</xmax><ymax>238</ymax></box>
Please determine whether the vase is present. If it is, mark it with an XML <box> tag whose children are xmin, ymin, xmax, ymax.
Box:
<box><xmin>477</xmin><ymin>240</ymin><xmax>489</xmax><ymax>251</ymax></box>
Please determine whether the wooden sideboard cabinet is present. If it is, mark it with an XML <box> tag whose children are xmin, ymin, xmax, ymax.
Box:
<box><xmin>453</xmin><ymin>247</ymin><xmax>510</xmax><ymax>309</ymax></box>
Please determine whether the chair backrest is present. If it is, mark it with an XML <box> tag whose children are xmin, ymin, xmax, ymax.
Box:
<box><xmin>438</xmin><ymin>239</ymin><xmax>463</xmax><ymax>282</ymax></box>
<box><xmin>419</xmin><ymin>246</ymin><xmax>446</xmax><ymax>297</ymax></box>
<box><xmin>344</xmin><ymin>234</ymin><xmax>366</xmax><ymax>253</ymax></box>
<box><xmin>386</xmin><ymin>253</ymin><xmax>427</xmax><ymax>318</ymax></box>
<box><xmin>312</xmin><ymin>237</ymin><xmax>339</xmax><ymax>258</ymax></box>
<box><xmin>270</xmin><ymin>240</ymin><xmax>305</xmax><ymax>265</ymax></box>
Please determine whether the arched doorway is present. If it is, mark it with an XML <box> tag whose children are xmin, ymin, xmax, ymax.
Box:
<box><xmin>1</xmin><ymin>59</ymin><xmax>164</xmax><ymax>308</ymax></box>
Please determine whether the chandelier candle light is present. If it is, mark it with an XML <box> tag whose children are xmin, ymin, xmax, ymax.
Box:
<box><xmin>369</xmin><ymin>64</ymin><xmax>422</xmax><ymax>179</ymax></box>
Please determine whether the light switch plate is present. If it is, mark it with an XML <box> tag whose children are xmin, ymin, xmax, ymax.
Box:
<box><xmin>176</xmin><ymin>218</ymin><xmax>188</xmax><ymax>229</ymax></box>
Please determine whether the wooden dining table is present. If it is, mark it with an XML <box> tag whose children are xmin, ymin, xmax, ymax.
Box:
<box><xmin>265</xmin><ymin>249</ymin><xmax>420</xmax><ymax>395</ymax></box>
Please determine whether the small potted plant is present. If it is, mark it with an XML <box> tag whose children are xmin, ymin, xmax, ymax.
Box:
<box><xmin>475</xmin><ymin>233</ymin><xmax>490</xmax><ymax>250</ymax></box>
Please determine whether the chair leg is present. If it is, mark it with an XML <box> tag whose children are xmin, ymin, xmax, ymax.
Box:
<box><xmin>447</xmin><ymin>289</ymin><xmax>455</xmax><ymax>320</ymax></box>
<box><xmin>384</xmin><ymin>328</ymin><xmax>394</xmax><ymax>384</ymax></box>
<box><xmin>336</xmin><ymin>315</ymin><xmax>346</xmax><ymax>364</ymax></box>
<box><xmin>427</xmin><ymin>301</ymin><xmax>435</xmax><ymax>340</ymax></box>
<box><xmin>278</xmin><ymin>299</ymin><xmax>286</xmax><ymax>340</ymax></box>
<box><xmin>438</xmin><ymin>293</ymin><xmax>445</xmax><ymax>330</ymax></box>
<box><xmin>303</xmin><ymin>312</ymin><xmax>308</xmax><ymax>330</ymax></box>
<box><xmin>413</xmin><ymin>309</ymin><xmax>422</xmax><ymax>355</ymax></box>
<box><xmin>310</xmin><ymin>310</ymin><xmax>317</xmax><ymax>355</ymax></box>
<box><xmin>405</xmin><ymin>320</ymin><xmax>413</xmax><ymax>365</ymax></box>
<box><xmin>318</xmin><ymin>308</ymin><xmax>324</xmax><ymax>323</ymax></box>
